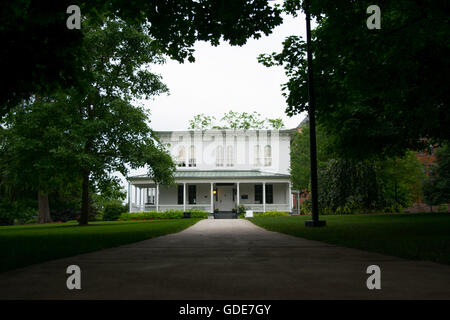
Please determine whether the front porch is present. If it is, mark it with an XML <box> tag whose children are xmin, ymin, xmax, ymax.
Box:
<box><xmin>128</xmin><ymin>171</ymin><xmax>292</xmax><ymax>214</ymax></box>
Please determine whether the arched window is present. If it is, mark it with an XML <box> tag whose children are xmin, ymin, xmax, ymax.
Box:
<box><xmin>216</xmin><ymin>146</ymin><xmax>224</xmax><ymax>167</ymax></box>
<box><xmin>264</xmin><ymin>145</ymin><xmax>272</xmax><ymax>166</ymax></box>
<box><xmin>177</xmin><ymin>146</ymin><xmax>186</xmax><ymax>167</ymax></box>
<box><xmin>253</xmin><ymin>145</ymin><xmax>261</xmax><ymax>166</ymax></box>
<box><xmin>226</xmin><ymin>146</ymin><xmax>234</xmax><ymax>167</ymax></box>
<box><xmin>189</xmin><ymin>145</ymin><xmax>196</xmax><ymax>167</ymax></box>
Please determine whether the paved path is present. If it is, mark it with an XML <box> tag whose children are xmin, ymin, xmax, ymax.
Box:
<box><xmin>1</xmin><ymin>219</ymin><xmax>450</xmax><ymax>299</ymax></box>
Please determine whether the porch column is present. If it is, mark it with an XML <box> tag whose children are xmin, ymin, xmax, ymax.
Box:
<box><xmin>210</xmin><ymin>182</ymin><xmax>214</xmax><ymax>213</ymax></box>
<box><xmin>263</xmin><ymin>182</ymin><xmax>266</xmax><ymax>213</ymax></box>
<box><xmin>183</xmin><ymin>182</ymin><xmax>186</xmax><ymax>212</ymax></box>
<box><xmin>128</xmin><ymin>182</ymin><xmax>131</xmax><ymax>212</ymax></box>
<box><xmin>156</xmin><ymin>184</ymin><xmax>159</xmax><ymax>212</ymax></box>
<box><xmin>288</xmin><ymin>182</ymin><xmax>292</xmax><ymax>212</ymax></box>
<box><xmin>236</xmin><ymin>182</ymin><xmax>240</xmax><ymax>208</ymax></box>
<box><xmin>134</xmin><ymin>186</ymin><xmax>137</xmax><ymax>207</ymax></box>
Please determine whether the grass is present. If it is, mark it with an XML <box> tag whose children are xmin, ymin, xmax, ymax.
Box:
<box><xmin>248</xmin><ymin>213</ymin><xmax>450</xmax><ymax>265</ymax></box>
<box><xmin>0</xmin><ymin>219</ymin><xmax>200</xmax><ymax>273</ymax></box>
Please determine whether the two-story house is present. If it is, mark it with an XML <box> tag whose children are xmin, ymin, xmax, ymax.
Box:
<box><xmin>127</xmin><ymin>129</ymin><xmax>293</xmax><ymax>214</ymax></box>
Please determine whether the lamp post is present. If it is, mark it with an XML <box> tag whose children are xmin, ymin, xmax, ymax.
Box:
<box><xmin>303</xmin><ymin>0</ymin><xmax>326</xmax><ymax>227</ymax></box>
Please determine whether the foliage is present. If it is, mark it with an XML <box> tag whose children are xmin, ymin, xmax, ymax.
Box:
<box><xmin>188</xmin><ymin>111</ymin><xmax>285</xmax><ymax>130</ymax></box>
<box><xmin>120</xmin><ymin>209</ymin><xmax>209</xmax><ymax>220</ymax></box>
<box><xmin>253</xmin><ymin>211</ymin><xmax>289</xmax><ymax>217</ymax></box>
<box><xmin>188</xmin><ymin>114</ymin><xmax>216</xmax><ymax>130</ymax></box>
<box><xmin>238</xmin><ymin>205</ymin><xmax>247</xmax><ymax>215</ymax></box>
<box><xmin>121</xmin><ymin>210</ymin><xmax>184</xmax><ymax>220</ymax></box>
<box><xmin>290</xmin><ymin>122</ymin><xmax>333</xmax><ymax>191</ymax></box>
<box><xmin>103</xmin><ymin>202</ymin><xmax>128</xmax><ymax>221</ymax></box>
<box><xmin>377</xmin><ymin>151</ymin><xmax>425</xmax><ymax>208</ymax></box>
<box><xmin>0</xmin><ymin>201</ymin><xmax>37</xmax><ymax>226</ymax></box>
<box><xmin>423</xmin><ymin>144</ymin><xmax>450</xmax><ymax>207</ymax></box>
<box><xmin>1</xmin><ymin>0</ymin><xmax>283</xmax><ymax>115</ymax></box>
<box><xmin>318</xmin><ymin>159</ymin><xmax>381</xmax><ymax>213</ymax></box>
<box><xmin>1</xmin><ymin>19</ymin><xmax>177</xmax><ymax>225</ymax></box>
<box><xmin>259</xmin><ymin>0</ymin><xmax>449</xmax><ymax>158</ymax></box>
<box><xmin>187</xmin><ymin>209</ymin><xmax>210</xmax><ymax>219</ymax></box>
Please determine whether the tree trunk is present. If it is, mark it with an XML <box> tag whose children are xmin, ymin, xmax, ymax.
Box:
<box><xmin>37</xmin><ymin>191</ymin><xmax>52</xmax><ymax>223</ymax></box>
<box><xmin>79</xmin><ymin>169</ymin><xmax>90</xmax><ymax>226</ymax></box>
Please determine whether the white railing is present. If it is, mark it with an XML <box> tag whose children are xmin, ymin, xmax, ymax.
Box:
<box><xmin>130</xmin><ymin>203</ymin><xmax>290</xmax><ymax>213</ymax></box>
<box><xmin>239</xmin><ymin>203</ymin><xmax>290</xmax><ymax>213</ymax></box>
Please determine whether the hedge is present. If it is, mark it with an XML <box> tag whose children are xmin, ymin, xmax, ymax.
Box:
<box><xmin>120</xmin><ymin>209</ymin><xmax>209</xmax><ymax>221</ymax></box>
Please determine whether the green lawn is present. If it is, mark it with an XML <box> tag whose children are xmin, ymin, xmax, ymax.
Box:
<box><xmin>249</xmin><ymin>213</ymin><xmax>450</xmax><ymax>265</ymax></box>
<box><xmin>0</xmin><ymin>219</ymin><xmax>200</xmax><ymax>273</ymax></box>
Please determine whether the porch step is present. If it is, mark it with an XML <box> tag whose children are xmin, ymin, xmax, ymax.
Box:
<box><xmin>213</xmin><ymin>213</ymin><xmax>237</xmax><ymax>219</ymax></box>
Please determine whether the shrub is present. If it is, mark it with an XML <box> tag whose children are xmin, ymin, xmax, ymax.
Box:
<box><xmin>238</xmin><ymin>205</ymin><xmax>246</xmax><ymax>215</ymax></box>
<box><xmin>187</xmin><ymin>209</ymin><xmax>209</xmax><ymax>219</ymax></box>
<box><xmin>254</xmin><ymin>211</ymin><xmax>289</xmax><ymax>217</ymax></box>
<box><xmin>103</xmin><ymin>202</ymin><xmax>127</xmax><ymax>221</ymax></box>
<box><xmin>438</xmin><ymin>203</ymin><xmax>448</xmax><ymax>213</ymax></box>
<box><xmin>0</xmin><ymin>201</ymin><xmax>36</xmax><ymax>225</ymax></box>
<box><xmin>51</xmin><ymin>208</ymin><xmax>79</xmax><ymax>222</ymax></box>
<box><xmin>120</xmin><ymin>209</ymin><xmax>210</xmax><ymax>221</ymax></box>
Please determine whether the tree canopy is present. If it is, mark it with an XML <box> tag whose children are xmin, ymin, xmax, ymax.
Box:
<box><xmin>1</xmin><ymin>19</ymin><xmax>176</xmax><ymax>225</ymax></box>
<box><xmin>188</xmin><ymin>111</ymin><xmax>286</xmax><ymax>130</ymax></box>
<box><xmin>1</xmin><ymin>0</ymin><xmax>283</xmax><ymax>115</ymax></box>
<box><xmin>259</xmin><ymin>0</ymin><xmax>449</xmax><ymax>158</ymax></box>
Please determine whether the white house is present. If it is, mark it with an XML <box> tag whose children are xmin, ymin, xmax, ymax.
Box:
<box><xmin>127</xmin><ymin>129</ymin><xmax>293</xmax><ymax>214</ymax></box>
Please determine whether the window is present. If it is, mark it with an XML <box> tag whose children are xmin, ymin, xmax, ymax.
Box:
<box><xmin>226</xmin><ymin>145</ymin><xmax>234</xmax><ymax>167</ymax></box>
<box><xmin>254</xmin><ymin>145</ymin><xmax>261</xmax><ymax>166</ymax></box>
<box><xmin>177</xmin><ymin>185</ymin><xmax>184</xmax><ymax>205</ymax></box>
<box><xmin>254</xmin><ymin>185</ymin><xmax>262</xmax><ymax>203</ymax></box>
<box><xmin>265</xmin><ymin>184</ymin><xmax>273</xmax><ymax>204</ymax></box>
<box><xmin>216</xmin><ymin>145</ymin><xmax>224</xmax><ymax>167</ymax></box>
<box><xmin>188</xmin><ymin>185</ymin><xmax>196</xmax><ymax>204</ymax></box>
<box><xmin>264</xmin><ymin>145</ymin><xmax>272</xmax><ymax>166</ymax></box>
<box><xmin>177</xmin><ymin>146</ymin><xmax>186</xmax><ymax>167</ymax></box>
<box><xmin>188</xmin><ymin>145</ymin><xmax>196</xmax><ymax>167</ymax></box>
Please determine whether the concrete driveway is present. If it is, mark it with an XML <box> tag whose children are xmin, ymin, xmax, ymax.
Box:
<box><xmin>1</xmin><ymin>219</ymin><xmax>450</xmax><ymax>299</ymax></box>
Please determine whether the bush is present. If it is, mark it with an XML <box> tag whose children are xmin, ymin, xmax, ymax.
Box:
<box><xmin>0</xmin><ymin>201</ymin><xmax>37</xmax><ymax>225</ymax></box>
<box><xmin>187</xmin><ymin>209</ymin><xmax>209</xmax><ymax>219</ymax></box>
<box><xmin>51</xmin><ymin>208</ymin><xmax>79</xmax><ymax>222</ymax></box>
<box><xmin>438</xmin><ymin>203</ymin><xmax>448</xmax><ymax>213</ymax></box>
<box><xmin>103</xmin><ymin>202</ymin><xmax>127</xmax><ymax>221</ymax></box>
<box><xmin>254</xmin><ymin>211</ymin><xmax>289</xmax><ymax>217</ymax></box>
<box><xmin>120</xmin><ymin>209</ymin><xmax>210</xmax><ymax>221</ymax></box>
<box><xmin>238</xmin><ymin>205</ymin><xmax>246</xmax><ymax>215</ymax></box>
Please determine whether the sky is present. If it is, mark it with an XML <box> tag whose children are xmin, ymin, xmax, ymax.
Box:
<box><xmin>142</xmin><ymin>11</ymin><xmax>308</xmax><ymax>131</ymax></box>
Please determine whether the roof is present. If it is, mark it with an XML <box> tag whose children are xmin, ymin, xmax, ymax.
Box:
<box><xmin>128</xmin><ymin>170</ymin><xmax>290</xmax><ymax>181</ymax></box>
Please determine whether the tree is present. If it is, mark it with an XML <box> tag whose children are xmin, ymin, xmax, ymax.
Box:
<box><xmin>1</xmin><ymin>19</ymin><xmax>176</xmax><ymax>225</ymax></box>
<box><xmin>259</xmin><ymin>0</ymin><xmax>449</xmax><ymax>158</ymax></box>
<box><xmin>423</xmin><ymin>144</ymin><xmax>450</xmax><ymax>209</ymax></box>
<box><xmin>377</xmin><ymin>151</ymin><xmax>425</xmax><ymax>208</ymax></box>
<box><xmin>188</xmin><ymin>114</ymin><xmax>217</xmax><ymax>130</ymax></box>
<box><xmin>1</xmin><ymin>0</ymin><xmax>283</xmax><ymax>115</ymax></box>
<box><xmin>290</xmin><ymin>122</ymin><xmax>332</xmax><ymax>192</ymax></box>
<box><xmin>188</xmin><ymin>111</ymin><xmax>285</xmax><ymax>130</ymax></box>
<box><xmin>0</xmin><ymin>97</ymin><xmax>82</xmax><ymax>223</ymax></box>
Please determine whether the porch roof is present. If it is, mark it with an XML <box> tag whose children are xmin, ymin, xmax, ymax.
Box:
<box><xmin>128</xmin><ymin>170</ymin><xmax>290</xmax><ymax>181</ymax></box>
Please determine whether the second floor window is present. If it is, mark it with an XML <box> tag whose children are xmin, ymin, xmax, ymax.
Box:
<box><xmin>226</xmin><ymin>145</ymin><xmax>234</xmax><ymax>167</ymax></box>
<box><xmin>253</xmin><ymin>145</ymin><xmax>261</xmax><ymax>166</ymax></box>
<box><xmin>177</xmin><ymin>146</ymin><xmax>186</xmax><ymax>167</ymax></box>
<box><xmin>189</xmin><ymin>145</ymin><xmax>196</xmax><ymax>167</ymax></box>
<box><xmin>264</xmin><ymin>145</ymin><xmax>272</xmax><ymax>166</ymax></box>
<box><xmin>216</xmin><ymin>146</ymin><xmax>224</xmax><ymax>167</ymax></box>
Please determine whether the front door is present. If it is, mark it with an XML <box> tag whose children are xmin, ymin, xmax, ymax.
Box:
<box><xmin>216</xmin><ymin>186</ymin><xmax>234</xmax><ymax>212</ymax></box>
